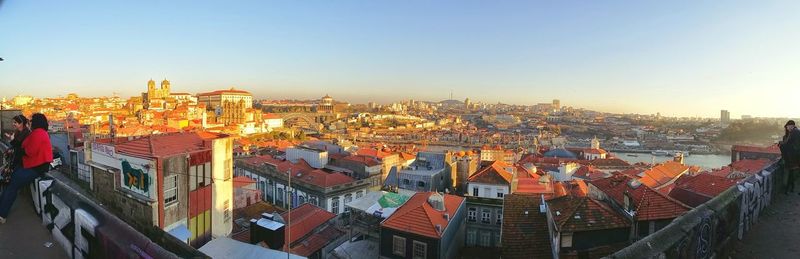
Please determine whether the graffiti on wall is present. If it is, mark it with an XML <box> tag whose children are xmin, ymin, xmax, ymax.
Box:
<box><xmin>738</xmin><ymin>169</ymin><xmax>773</xmax><ymax>240</ymax></box>
<box><xmin>122</xmin><ymin>160</ymin><xmax>152</xmax><ymax>194</ymax></box>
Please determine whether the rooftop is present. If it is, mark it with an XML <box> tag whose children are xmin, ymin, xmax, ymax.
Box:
<box><xmin>381</xmin><ymin>192</ymin><xmax>465</xmax><ymax>239</ymax></box>
<box><xmin>590</xmin><ymin>174</ymin><xmax>691</xmax><ymax>221</ymax></box>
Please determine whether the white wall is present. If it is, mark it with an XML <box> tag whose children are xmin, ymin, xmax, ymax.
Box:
<box><xmin>286</xmin><ymin>148</ymin><xmax>328</xmax><ymax>169</ymax></box>
<box><xmin>211</xmin><ymin>137</ymin><xmax>234</xmax><ymax>238</ymax></box>
<box><xmin>466</xmin><ymin>182</ymin><xmax>509</xmax><ymax>199</ymax></box>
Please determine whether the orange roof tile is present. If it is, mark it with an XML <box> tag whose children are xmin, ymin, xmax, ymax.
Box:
<box><xmin>382</xmin><ymin>192</ymin><xmax>465</xmax><ymax>238</ymax></box>
<box><xmin>468</xmin><ymin>161</ymin><xmax>513</xmax><ymax>185</ymax></box>
<box><xmin>281</xmin><ymin>204</ymin><xmax>336</xmax><ymax>247</ymax></box>
<box><xmin>590</xmin><ymin>174</ymin><xmax>690</xmax><ymax>221</ymax></box>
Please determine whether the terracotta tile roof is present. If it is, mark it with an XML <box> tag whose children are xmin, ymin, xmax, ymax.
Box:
<box><xmin>399</xmin><ymin>152</ymin><xmax>416</xmax><ymax>161</ymax></box>
<box><xmin>289</xmin><ymin>224</ymin><xmax>344</xmax><ymax>257</ymax></box>
<box><xmin>114</xmin><ymin>132</ymin><xmax>215</xmax><ymax>158</ymax></box>
<box><xmin>281</xmin><ymin>203</ymin><xmax>337</xmax><ymax>247</ymax></box>
<box><xmin>573</xmin><ymin>166</ymin><xmax>605</xmax><ymax>181</ymax></box>
<box><xmin>342</xmin><ymin>155</ymin><xmax>381</xmax><ymax>167</ymax></box>
<box><xmin>468</xmin><ymin>160</ymin><xmax>513</xmax><ymax>185</ymax></box>
<box><xmin>590</xmin><ymin>174</ymin><xmax>690</xmax><ymax>221</ymax></box>
<box><xmin>233</xmin><ymin>176</ymin><xmax>256</xmax><ymax>188</ymax></box>
<box><xmin>668</xmin><ymin>173</ymin><xmax>738</xmax><ymax>207</ymax></box>
<box><xmin>637</xmin><ymin>161</ymin><xmax>689</xmax><ymax>189</ymax></box>
<box><xmin>356</xmin><ymin>148</ymin><xmax>395</xmax><ymax>159</ymax></box>
<box><xmin>732</xmin><ymin>144</ymin><xmax>781</xmax><ymax>154</ymax></box>
<box><xmin>708</xmin><ymin>159</ymin><xmax>770</xmax><ymax>179</ymax></box>
<box><xmin>501</xmin><ymin>194</ymin><xmax>553</xmax><ymax>259</ymax></box>
<box><xmin>381</xmin><ymin>192</ymin><xmax>465</xmax><ymax>239</ymax></box>
<box><xmin>730</xmin><ymin>159</ymin><xmax>771</xmax><ymax>174</ymax></box>
<box><xmin>588</xmin><ymin>158</ymin><xmax>632</xmax><ymax>168</ymax></box>
<box><xmin>241</xmin><ymin>156</ymin><xmax>355</xmax><ymax>188</ymax></box>
<box><xmin>548</xmin><ymin>195</ymin><xmax>630</xmax><ymax>232</ymax></box>
<box><xmin>584</xmin><ymin>148</ymin><xmax>608</xmax><ymax>155</ymax></box>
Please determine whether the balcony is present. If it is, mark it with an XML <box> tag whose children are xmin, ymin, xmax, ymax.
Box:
<box><xmin>606</xmin><ymin>160</ymin><xmax>792</xmax><ymax>259</ymax></box>
<box><xmin>0</xmin><ymin>170</ymin><xmax>208</xmax><ymax>258</ymax></box>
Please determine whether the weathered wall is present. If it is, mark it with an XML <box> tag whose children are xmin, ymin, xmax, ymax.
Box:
<box><xmin>606</xmin><ymin>161</ymin><xmax>783</xmax><ymax>259</ymax></box>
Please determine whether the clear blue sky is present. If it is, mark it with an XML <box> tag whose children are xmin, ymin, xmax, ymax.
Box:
<box><xmin>1</xmin><ymin>1</ymin><xmax>799</xmax><ymax>118</ymax></box>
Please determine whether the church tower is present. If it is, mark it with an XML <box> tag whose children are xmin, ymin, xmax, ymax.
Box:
<box><xmin>591</xmin><ymin>136</ymin><xmax>600</xmax><ymax>149</ymax></box>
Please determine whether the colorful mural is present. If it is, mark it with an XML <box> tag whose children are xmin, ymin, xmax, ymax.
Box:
<box><xmin>122</xmin><ymin>160</ymin><xmax>151</xmax><ymax>194</ymax></box>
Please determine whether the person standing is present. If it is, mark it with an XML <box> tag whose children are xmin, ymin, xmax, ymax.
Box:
<box><xmin>779</xmin><ymin>120</ymin><xmax>800</xmax><ymax>195</ymax></box>
<box><xmin>0</xmin><ymin>113</ymin><xmax>52</xmax><ymax>223</ymax></box>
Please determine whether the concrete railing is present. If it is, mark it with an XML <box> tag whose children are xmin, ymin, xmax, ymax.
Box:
<box><xmin>31</xmin><ymin>171</ymin><xmax>209</xmax><ymax>259</ymax></box>
<box><xmin>606</xmin><ymin>160</ymin><xmax>784</xmax><ymax>259</ymax></box>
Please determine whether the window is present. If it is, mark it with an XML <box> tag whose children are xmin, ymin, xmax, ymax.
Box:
<box><xmin>164</xmin><ymin>175</ymin><xmax>178</xmax><ymax>206</ymax></box>
<box><xmin>223</xmin><ymin>200</ymin><xmax>231</xmax><ymax>221</ymax></box>
<box><xmin>393</xmin><ymin>236</ymin><xmax>406</xmax><ymax>256</ymax></box>
<box><xmin>496</xmin><ymin>192</ymin><xmax>504</xmax><ymax>198</ymax></box>
<box><xmin>467</xmin><ymin>231</ymin><xmax>476</xmax><ymax>246</ymax></box>
<box><xmin>299</xmin><ymin>195</ymin><xmax>306</xmax><ymax>205</ymax></box>
<box><xmin>224</xmin><ymin>158</ymin><xmax>233</xmax><ymax>180</ymax></box>
<box><xmin>403</xmin><ymin>179</ymin><xmax>410</xmax><ymax>185</ymax></box>
<box><xmin>496</xmin><ymin>209</ymin><xmax>503</xmax><ymax>225</ymax></box>
<box><xmin>356</xmin><ymin>191</ymin><xmax>364</xmax><ymax>199</ymax></box>
<box><xmin>412</xmin><ymin>240</ymin><xmax>427</xmax><ymax>259</ymax></box>
<box><xmin>472</xmin><ymin>187</ymin><xmax>479</xmax><ymax>196</ymax></box>
<box><xmin>332</xmin><ymin>197</ymin><xmax>340</xmax><ymax>214</ymax></box>
<box><xmin>495</xmin><ymin>234</ymin><xmax>501</xmax><ymax>247</ymax></box>
<box><xmin>310</xmin><ymin>196</ymin><xmax>318</xmax><ymax>206</ymax></box>
<box><xmin>468</xmin><ymin>208</ymin><xmax>477</xmax><ymax>222</ymax></box>
<box><xmin>344</xmin><ymin>194</ymin><xmax>353</xmax><ymax>212</ymax></box>
<box><xmin>481</xmin><ymin>209</ymin><xmax>491</xmax><ymax>224</ymax></box>
<box><xmin>417</xmin><ymin>181</ymin><xmax>425</xmax><ymax>188</ymax></box>
<box><xmin>561</xmin><ymin>232</ymin><xmax>573</xmax><ymax>247</ymax></box>
<box><xmin>480</xmin><ymin>232</ymin><xmax>491</xmax><ymax>247</ymax></box>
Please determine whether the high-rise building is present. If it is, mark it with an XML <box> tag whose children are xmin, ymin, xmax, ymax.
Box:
<box><xmin>721</xmin><ymin>110</ymin><xmax>731</xmax><ymax>124</ymax></box>
<box><xmin>552</xmin><ymin>99</ymin><xmax>561</xmax><ymax>111</ymax></box>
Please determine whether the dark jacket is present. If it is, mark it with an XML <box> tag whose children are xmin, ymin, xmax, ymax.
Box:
<box><xmin>780</xmin><ymin>128</ymin><xmax>800</xmax><ymax>168</ymax></box>
<box><xmin>9</xmin><ymin>128</ymin><xmax>30</xmax><ymax>169</ymax></box>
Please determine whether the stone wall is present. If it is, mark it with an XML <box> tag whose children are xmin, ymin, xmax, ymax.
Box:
<box><xmin>32</xmin><ymin>171</ymin><xmax>207</xmax><ymax>258</ymax></box>
<box><xmin>606</xmin><ymin>161</ymin><xmax>784</xmax><ymax>259</ymax></box>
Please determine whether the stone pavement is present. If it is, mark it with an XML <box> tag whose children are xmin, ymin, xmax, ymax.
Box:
<box><xmin>0</xmin><ymin>188</ymin><xmax>68</xmax><ymax>258</ymax></box>
<box><xmin>731</xmin><ymin>192</ymin><xmax>800</xmax><ymax>259</ymax></box>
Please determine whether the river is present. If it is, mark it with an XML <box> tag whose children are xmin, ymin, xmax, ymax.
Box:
<box><xmin>424</xmin><ymin>145</ymin><xmax>732</xmax><ymax>170</ymax></box>
<box><xmin>612</xmin><ymin>152</ymin><xmax>731</xmax><ymax>170</ymax></box>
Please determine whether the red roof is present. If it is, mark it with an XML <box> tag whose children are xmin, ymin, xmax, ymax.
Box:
<box><xmin>114</xmin><ymin>132</ymin><xmax>217</xmax><ymax>158</ymax></box>
<box><xmin>382</xmin><ymin>192</ymin><xmax>465</xmax><ymax>238</ymax></box>
<box><xmin>668</xmin><ymin>173</ymin><xmax>738</xmax><ymax>207</ymax></box>
<box><xmin>241</xmin><ymin>156</ymin><xmax>355</xmax><ymax>188</ymax></box>
<box><xmin>548</xmin><ymin>195</ymin><xmax>630</xmax><ymax>232</ymax></box>
<box><xmin>356</xmin><ymin>148</ymin><xmax>395</xmax><ymax>159</ymax></box>
<box><xmin>637</xmin><ymin>161</ymin><xmax>689</xmax><ymax>189</ymax></box>
<box><xmin>732</xmin><ymin>144</ymin><xmax>781</xmax><ymax>154</ymax></box>
<box><xmin>233</xmin><ymin>176</ymin><xmax>256</xmax><ymax>188</ymax></box>
<box><xmin>289</xmin><ymin>225</ymin><xmax>344</xmax><ymax>256</ymax></box>
<box><xmin>573</xmin><ymin>166</ymin><xmax>605</xmax><ymax>181</ymax></box>
<box><xmin>342</xmin><ymin>155</ymin><xmax>381</xmax><ymax>167</ymax></box>
<box><xmin>590</xmin><ymin>174</ymin><xmax>690</xmax><ymax>221</ymax></box>
<box><xmin>281</xmin><ymin>204</ymin><xmax>336</xmax><ymax>249</ymax></box>
<box><xmin>588</xmin><ymin>158</ymin><xmax>632</xmax><ymax>168</ymax></box>
<box><xmin>468</xmin><ymin>160</ymin><xmax>513</xmax><ymax>185</ymax></box>
<box><xmin>708</xmin><ymin>159</ymin><xmax>770</xmax><ymax>179</ymax></box>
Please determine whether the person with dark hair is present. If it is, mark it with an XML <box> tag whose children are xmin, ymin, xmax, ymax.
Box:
<box><xmin>1</xmin><ymin>115</ymin><xmax>31</xmax><ymax>184</ymax></box>
<box><xmin>779</xmin><ymin>120</ymin><xmax>800</xmax><ymax>194</ymax></box>
<box><xmin>0</xmin><ymin>113</ymin><xmax>52</xmax><ymax>223</ymax></box>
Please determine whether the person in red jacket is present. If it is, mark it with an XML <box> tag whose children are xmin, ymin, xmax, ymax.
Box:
<box><xmin>0</xmin><ymin>113</ymin><xmax>52</xmax><ymax>223</ymax></box>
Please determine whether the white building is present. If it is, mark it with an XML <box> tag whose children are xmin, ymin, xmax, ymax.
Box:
<box><xmin>286</xmin><ymin>146</ymin><xmax>329</xmax><ymax>169</ymax></box>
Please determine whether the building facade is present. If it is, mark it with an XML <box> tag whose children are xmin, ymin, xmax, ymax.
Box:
<box><xmin>86</xmin><ymin>132</ymin><xmax>234</xmax><ymax>248</ymax></box>
<box><xmin>235</xmin><ymin>156</ymin><xmax>370</xmax><ymax>216</ymax></box>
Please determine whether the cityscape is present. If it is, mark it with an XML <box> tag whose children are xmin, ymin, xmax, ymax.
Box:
<box><xmin>1</xmin><ymin>1</ymin><xmax>799</xmax><ymax>259</ymax></box>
